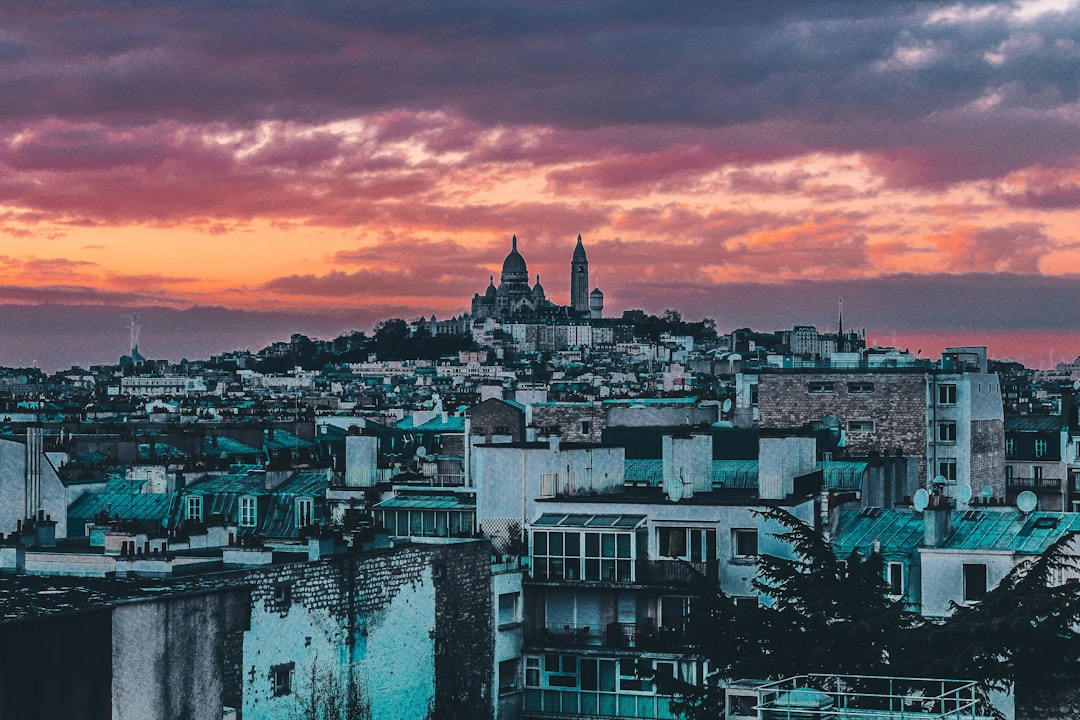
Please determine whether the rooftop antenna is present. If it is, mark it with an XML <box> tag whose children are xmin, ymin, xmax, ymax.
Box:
<box><xmin>123</xmin><ymin>313</ymin><xmax>140</xmax><ymax>356</ymax></box>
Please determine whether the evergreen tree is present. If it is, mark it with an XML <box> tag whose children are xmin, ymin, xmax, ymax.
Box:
<box><xmin>897</xmin><ymin>529</ymin><xmax>1080</xmax><ymax>700</ymax></box>
<box><xmin>660</xmin><ymin>508</ymin><xmax>1080</xmax><ymax>719</ymax></box>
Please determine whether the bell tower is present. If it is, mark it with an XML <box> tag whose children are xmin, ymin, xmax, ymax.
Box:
<box><xmin>570</xmin><ymin>234</ymin><xmax>589</xmax><ymax>312</ymax></box>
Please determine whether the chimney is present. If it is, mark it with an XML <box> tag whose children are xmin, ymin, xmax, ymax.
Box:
<box><xmin>34</xmin><ymin>516</ymin><xmax>57</xmax><ymax>548</ymax></box>
<box><xmin>923</xmin><ymin>494</ymin><xmax>954</xmax><ymax>548</ymax></box>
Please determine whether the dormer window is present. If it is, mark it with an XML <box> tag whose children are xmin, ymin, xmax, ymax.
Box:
<box><xmin>296</xmin><ymin>497</ymin><xmax>314</xmax><ymax>528</ymax></box>
<box><xmin>239</xmin><ymin>496</ymin><xmax>257</xmax><ymax>528</ymax></box>
<box><xmin>186</xmin><ymin>495</ymin><xmax>203</xmax><ymax>522</ymax></box>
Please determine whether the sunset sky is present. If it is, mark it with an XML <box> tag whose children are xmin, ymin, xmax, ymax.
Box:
<box><xmin>3</xmin><ymin>1</ymin><xmax>1080</xmax><ymax>370</ymax></box>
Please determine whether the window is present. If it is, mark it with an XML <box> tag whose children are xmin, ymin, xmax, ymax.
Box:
<box><xmin>1035</xmin><ymin>438</ymin><xmax>1048</xmax><ymax>458</ymax></box>
<box><xmin>887</xmin><ymin>562</ymin><xmax>903</xmax><ymax>597</ymax></box>
<box><xmin>578</xmin><ymin>658</ymin><xmax>616</xmax><ymax>692</ymax></box>
<box><xmin>498</xmin><ymin>592</ymin><xmax>519</xmax><ymax>627</ymax></box>
<box><xmin>1033</xmin><ymin>466</ymin><xmax>1044</xmax><ymax>480</ymax></box>
<box><xmin>938</xmin><ymin>384</ymin><xmax>957</xmax><ymax>405</ymax></box>
<box><xmin>847</xmin><ymin>420</ymin><xmax>874</xmax><ymax>433</ymax></box>
<box><xmin>539</xmin><ymin>473</ymin><xmax>557</xmax><ymax>498</ymax></box>
<box><xmin>498</xmin><ymin>659</ymin><xmax>519</xmax><ymax>694</ymax></box>
<box><xmin>732</xmin><ymin>529</ymin><xmax>758</xmax><ymax>559</ymax></box>
<box><xmin>239</xmin><ymin>496</ymin><xmax>256</xmax><ymax>528</ymax></box>
<box><xmin>584</xmin><ymin>531</ymin><xmax>633</xmax><ymax>582</ymax></box>
<box><xmin>657</xmin><ymin>527</ymin><xmax>716</xmax><ymax>562</ymax></box>
<box><xmin>533</xmin><ymin>529</ymin><xmax>633</xmax><ymax>582</ymax></box>
<box><xmin>963</xmin><ymin>563</ymin><xmax>987</xmax><ymax>602</ymax></box>
<box><xmin>273</xmin><ymin>582</ymin><xmax>291</xmax><ymax>605</ymax></box>
<box><xmin>296</xmin><ymin>498</ymin><xmax>314</xmax><ymax>528</ymax></box>
<box><xmin>938</xmin><ymin>421</ymin><xmax>957</xmax><ymax>443</ymax></box>
<box><xmin>271</xmin><ymin>662</ymin><xmax>294</xmax><ymax>697</ymax></box>
<box><xmin>1005</xmin><ymin>438</ymin><xmax>1015</xmax><ymax>456</ymax></box>
<box><xmin>532</xmin><ymin>530</ymin><xmax>581</xmax><ymax>581</ymax></box>
<box><xmin>580</xmin><ymin>420</ymin><xmax>592</xmax><ymax>435</ymax></box>
<box><xmin>659</xmin><ymin>595</ymin><xmax>691</xmax><ymax>634</ymax></box>
<box><xmin>619</xmin><ymin>659</ymin><xmax>651</xmax><ymax>692</ymax></box>
<box><xmin>937</xmin><ymin>459</ymin><xmax>957</xmax><ymax>482</ymax></box>
<box><xmin>1006</xmin><ymin>465</ymin><xmax>1014</xmax><ymax>481</ymax></box>
<box><xmin>525</xmin><ymin>657</ymin><xmax>540</xmax><ymax>687</ymax></box>
<box><xmin>847</xmin><ymin>382</ymin><xmax>875</xmax><ymax>394</ymax></box>
<box><xmin>808</xmin><ymin>381</ymin><xmax>835</xmax><ymax>394</ymax></box>
<box><xmin>729</xmin><ymin>694</ymin><xmax>758</xmax><ymax>717</ymax></box>
<box><xmin>186</xmin><ymin>495</ymin><xmax>202</xmax><ymax>522</ymax></box>
<box><xmin>544</xmin><ymin>654</ymin><xmax>577</xmax><ymax>687</ymax></box>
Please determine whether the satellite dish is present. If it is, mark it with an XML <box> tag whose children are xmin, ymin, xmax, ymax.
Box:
<box><xmin>663</xmin><ymin>473</ymin><xmax>684</xmax><ymax>502</ymax></box>
<box><xmin>1016</xmin><ymin>491</ymin><xmax>1038</xmax><ymax>514</ymax></box>
<box><xmin>415</xmin><ymin>445</ymin><xmax>427</xmax><ymax>459</ymax></box>
<box><xmin>913</xmin><ymin>488</ymin><xmax>930</xmax><ymax>512</ymax></box>
<box><xmin>722</xmin><ymin>398</ymin><xmax>733</xmax><ymax>414</ymax></box>
<box><xmin>932</xmin><ymin>474</ymin><xmax>948</xmax><ymax>486</ymax></box>
<box><xmin>979</xmin><ymin>486</ymin><xmax>993</xmax><ymax>501</ymax></box>
<box><xmin>958</xmin><ymin>483</ymin><xmax>973</xmax><ymax>504</ymax></box>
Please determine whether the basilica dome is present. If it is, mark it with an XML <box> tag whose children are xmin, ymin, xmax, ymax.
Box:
<box><xmin>500</xmin><ymin>235</ymin><xmax>529</xmax><ymax>284</ymax></box>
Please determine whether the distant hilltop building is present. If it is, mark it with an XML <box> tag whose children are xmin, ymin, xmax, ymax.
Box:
<box><xmin>471</xmin><ymin>234</ymin><xmax>603</xmax><ymax>322</ymax></box>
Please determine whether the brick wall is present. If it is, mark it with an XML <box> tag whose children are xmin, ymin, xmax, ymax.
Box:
<box><xmin>241</xmin><ymin>542</ymin><xmax>493</xmax><ymax>720</ymax></box>
<box><xmin>468</xmin><ymin>400</ymin><xmax>526</xmax><ymax>443</ymax></box>
<box><xmin>433</xmin><ymin>541</ymin><xmax>495</xmax><ymax>720</ymax></box>
<box><xmin>530</xmin><ymin>404</ymin><xmax>605</xmax><ymax>443</ymax></box>
<box><xmin>971</xmin><ymin>418</ymin><xmax>1006</xmax><ymax>499</ymax></box>
<box><xmin>758</xmin><ymin>372</ymin><xmax>929</xmax><ymax>477</ymax></box>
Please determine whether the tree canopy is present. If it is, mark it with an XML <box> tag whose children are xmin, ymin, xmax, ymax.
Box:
<box><xmin>660</xmin><ymin>507</ymin><xmax>1080</xmax><ymax>719</ymax></box>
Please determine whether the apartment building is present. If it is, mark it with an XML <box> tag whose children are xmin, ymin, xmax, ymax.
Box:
<box><xmin>747</xmin><ymin>349</ymin><xmax>1005</xmax><ymax>500</ymax></box>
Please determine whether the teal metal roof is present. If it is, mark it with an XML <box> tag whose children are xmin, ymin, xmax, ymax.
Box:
<box><xmin>533</xmin><ymin>513</ymin><xmax>646</xmax><ymax>529</ymax></box>
<box><xmin>414</xmin><ymin>416</ymin><xmax>466</xmax><ymax>432</ymax></box>
<box><xmin>832</xmin><ymin>507</ymin><xmax>1080</xmax><ymax>558</ymax></box>
<box><xmin>68</xmin><ymin>491</ymin><xmax>172</xmax><ymax>525</ymax></box>
<box><xmin>138</xmin><ymin>442</ymin><xmax>186</xmax><ymax>461</ymax></box>
<box><xmin>623</xmin><ymin>459</ymin><xmax>759</xmax><ymax>489</ymax></box>
<box><xmin>202</xmin><ymin>435</ymin><xmax>260</xmax><ymax>455</ymax></box>
<box><xmin>263</xmin><ymin>429</ymin><xmax>313</xmax><ymax>450</ymax></box>
<box><xmin>624</xmin><ymin>458</ymin><xmax>663</xmax><ymax>485</ymax></box>
<box><xmin>375</xmin><ymin>493</ymin><xmax>475</xmax><ymax>511</ymax></box>
<box><xmin>186</xmin><ymin>469</ymin><xmax>268</xmax><ymax>496</ymax></box>
<box><xmin>821</xmin><ymin>461</ymin><xmax>868</xmax><ymax>491</ymax></box>
<box><xmin>603</xmin><ymin>397</ymin><xmax>699</xmax><ymax>405</ymax></box>
<box><xmin>712</xmin><ymin>460</ymin><xmax>758</xmax><ymax>489</ymax></box>
<box><xmin>832</xmin><ymin>508</ymin><xmax>925</xmax><ymax>558</ymax></box>
<box><xmin>1004</xmin><ymin>415</ymin><xmax>1063</xmax><ymax>433</ymax></box>
<box><xmin>947</xmin><ymin>511</ymin><xmax>1080</xmax><ymax>554</ymax></box>
<box><xmin>274</xmin><ymin>471</ymin><xmax>330</xmax><ymax>496</ymax></box>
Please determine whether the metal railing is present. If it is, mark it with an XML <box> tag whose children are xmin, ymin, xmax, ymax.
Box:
<box><xmin>525</xmin><ymin>559</ymin><xmax>715</xmax><ymax>586</ymax></box>
<box><xmin>1005</xmin><ymin>476</ymin><xmax>1061</xmax><ymax>489</ymax></box>
<box><xmin>523</xmin><ymin>688</ymin><xmax>677</xmax><ymax>719</ymax></box>
<box><xmin>523</xmin><ymin>621</ymin><xmax>689</xmax><ymax>651</ymax></box>
<box><xmin>752</xmin><ymin>674</ymin><xmax>991</xmax><ymax>719</ymax></box>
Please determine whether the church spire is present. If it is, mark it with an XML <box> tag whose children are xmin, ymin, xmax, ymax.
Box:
<box><xmin>571</xmin><ymin>233</ymin><xmax>589</xmax><ymax>311</ymax></box>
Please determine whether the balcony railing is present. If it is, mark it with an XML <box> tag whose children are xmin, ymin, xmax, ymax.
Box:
<box><xmin>525</xmin><ymin>559</ymin><xmax>716</xmax><ymax>586</ymax></box>
<box><xmin>1006</xmin><ymin>476</ymin><xmax>1062</xmax><ymax>490</ymax></box>
<box><xmin>637</xmin><ymin>559</ymin><xmax>717</xmax><ymax>586</ymax></box>
<box><xmin>524</xmin><ymin>621</ymin><xmax>690</xmax><ymax>651</ymax></box>
<box><xmin>524</xmin><ymin>688</ymin><xmax>677</xmax><ymax>719</ymax></box>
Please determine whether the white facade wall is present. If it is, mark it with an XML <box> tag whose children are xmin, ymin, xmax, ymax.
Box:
<box><xmin>918</xmin><ymin>548</ymin><xmax>1016</xmax><ymax>618</ymax></box>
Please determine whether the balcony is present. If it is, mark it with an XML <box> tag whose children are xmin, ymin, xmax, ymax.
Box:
<box><xmin>525</xmin><ymin>559</ymin><xmax>716</xmax><ymax>587</ymax></box>
<box><xmin>1005</xmin><ymin>476</ymin><xmax>1061</xmax><ymax>490</ymax></box>
<box><xmin>524</xmin><ymin>621</ymin><xmax>689</xmax><ymax>652</ymax></box>
<box><xmin>524</xmin><ymin>688</ymin><xmax>677</xmax><ymax>719</ymax></box>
